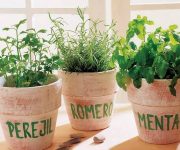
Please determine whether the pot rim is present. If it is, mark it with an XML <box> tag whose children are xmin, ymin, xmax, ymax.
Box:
<box><xmin>141</xmin><ymin>78</ymin><xmax>180</xmax><ymax>82</ymax></box>
<box><xmin>58</xmin><ymin>68</ymin><xmax>116</xmax><ymax>75</ymax></box>
<box><xmin>0</xmin><ymin>78</ymin><xmax>62</xmax><ymax>90</ymax></box>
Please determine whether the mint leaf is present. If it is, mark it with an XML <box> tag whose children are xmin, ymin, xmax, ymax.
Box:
<box><xmin>116</xmin><ymin>55</ymin><xmax>128</xmax><ymax>69</ymax></box>
<box><xmin>169</xmin><ymin>24</ymin><xmax>178</xmax><ymax>30</ymax></box>
<box><xmin>116</xmin><ymin>70</ymin><xmax>129</xmax><ymax>90</ymax></box>
<box><xmin>129</xmin><ymin>41</ymin><xmax>137</xmax><ymax>50</ymax></box>
<box><xmin>154</xmin><ymin>56</ymin><xmax>169</xmax><ymax>79</ymax></box>
<box><xmin>126</xmin><ymin>30</ymin><xmax>134</xmax><ymax>42</ymax></box>
<box><xmin>169</xmin><ymin>76</ymin><xmax>179</xmax><ymax>96</ymax></box>
<box><xmin>133</xmin><ymin>78</ymin><xmax>142</xmax><ymax>88</ymax></box>
<box><xmin>176</xmin><ymin>45</ymin><xmax>180</xmax><ymax>57</ymax></box>
<box><xmin>173</xmin><ymin>33</ymin><xmax>180</xmax><ymax>42</ymax></box>
<box><xmin>128</xmin><ymin>66</ymin><xmax>141</xmax><ymax>80</ymax></box>
<box><xmin>142</xmin><ymin>67</ymin><xmax>154</xmax><ymax>83</ymax></box>
<box><xmin>135</xmin><ymin>48</ymin><xmax>147</xmax><ymax>66</ymax></box>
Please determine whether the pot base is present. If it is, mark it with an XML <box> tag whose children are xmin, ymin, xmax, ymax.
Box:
<box><xmin>138</xmin><ymin>136</ymin><xmax>180</xmax><ymax>145</ymax></box>
<box><xmin>71</xmin><ymin>125</ymin><xmax>109</xmax><ymax>131</ymax></box>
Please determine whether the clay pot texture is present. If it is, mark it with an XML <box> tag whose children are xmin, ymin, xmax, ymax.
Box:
<box><xmin>59</xmin><ymin>69</ymin><xmax>117</xmax><ymax>131</ymax></box>
<box><xmin>127</xmin><ymin>79</ymin><xmax>180</xmax><ymax>144</ymax></box>
<box><xmin>0</xmin><ymin>80</ymin><xmax>62</xmax><ymax>150</ymax></box>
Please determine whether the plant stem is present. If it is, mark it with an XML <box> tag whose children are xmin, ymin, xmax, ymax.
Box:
<box><xmin>16</xmin><ymin>29</ymin><xmax>22</xmax><ymax>61</ymax></box>
<box><xmin>29</xmin><ymin>46</ymin><xmax>32</xmax><ymax>70</ymax></box>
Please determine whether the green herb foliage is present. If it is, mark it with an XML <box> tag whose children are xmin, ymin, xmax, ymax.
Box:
<box><xmin>0</xmin><ymin>20</ymin><xmax>58</xmax><ymax>87</ymax></box>
<box><xmin>49</xmin><ymin>8</ymin><xmax>116</xmax><ymax>72</ymax></box>
<box><xmin>114</xmin><ymin>15</ymin><xmax>180</xmax><ymax>96</ymax></box>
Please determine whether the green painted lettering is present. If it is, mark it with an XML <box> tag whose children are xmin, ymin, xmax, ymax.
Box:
<box><xmin>85</xmin><ymin>105</ymin><xmax>95</xmax><ymax>119</ymax></box>
<box><xmin>172</xmin><ymin>114</ymin><xmax>179</xmax><ymax>130</ymax></box>
<box><xmin>108</xmin><ymin>102</ymin><xmax>113</xmax><ymax>116</ymax></box>
<box><xmin>95</xmin><ymin>104</ymin><xmax>102</xmax><ymax>119</ymax></box>
<box><xmin>165</xmin><ymin>115</ymin><xmax>173</xmax><ymax>130</ymax></box>
<box><xmin>155</xmin><ymin>116</ymin><xmax>163</xmax><ymax>130</ymax></box>
<box><xmin>6</xmin><ymin>121</ymin><xmax>14</xmax><ymax>137</ymax></box>
<box><xmin>77</xmin><ymin>104</ymin><xmax>85</xmax><ymax>119</ymax></box>
<box><xmin>103</xmin><ymin>103</ymin><xmax>108</xmax><ymax>117</ymax></box>
<box><xmin>138</xmin><ymin>113</ymin><xmax>147</xmax><ymax>129</ymax></box>
<box><xmin>23</xmin><ymin>122</ymin><xmax>31</xmax><ymax>138</ymax></box>
<box><xmin>47</xmin><ymin>119</ymin><xmax>49</xmax><ymax>134</ymax></box>
<box><xmin>40</xmin><ymin>120</ymin><xmax>46</xmax><ymax>136</ymax></box>
<box><xmin>70</xmin><ymin>103</ymin><xmax>78</xmax><ymax>119</ymax></box>
<box><xmin>31</xmin><ymin>121</ymin><xmax>38</xmax><ymax>138</ymax></box>
<box><xmin>15</xmin><ymin>123</ymin><xmax>23</xmax><ymax>139</ymax></box>
<box><xmin>147</xmin><ymin>114</ymin><xmax>154</xmax><ymax>130</ymax></box>
<box><xmin>49</xmin><ymin>118</ymin><xmax>53</xmax><ymax>133</ymax></box>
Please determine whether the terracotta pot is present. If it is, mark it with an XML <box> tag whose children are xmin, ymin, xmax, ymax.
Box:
<box><xmin>59</xmin><ymin>69</ymin><xmax>117</xmax><ymax>131</ymax></box>
<box><xmin>0</xmin><ymin>80</ymin><xmax>62</xmax><ymax>150</ymax></box>
<box><xmin>127</xmin><ymin>79</ymin><xmax>180</xmax><ymax>144</ymax></box>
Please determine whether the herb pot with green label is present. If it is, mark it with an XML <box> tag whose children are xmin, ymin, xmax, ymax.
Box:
<box><xmin>114</xmin><ymin>15</ymin><xmax>180</xmax><ymax>144</ymax></box>
<box><xmin>127</xmin><ymin>79</ymin><xmax>180</xmax><ymax>144</ymax></box>
<box><xmin>59</xmin><ymin>69</ymin><xmax>117</xmax><ymax>131</ymax></box>
<box><xmin>0</xmin><ymin>80</ymin><xmax>62</xmax><ymax>150</ymax></box>
<box><xmin>50</xmin><ymin>8</ymin><xmax>117</xmax><ymax>131</ymax></box>
<box><xmin>0</xmin><ymin>19</ymin><xmax>62</xmax><ymax>150</ymax></box>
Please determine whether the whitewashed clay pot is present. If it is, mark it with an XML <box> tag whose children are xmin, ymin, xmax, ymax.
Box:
<box><xmin>0</xmin><ymin>80</ymin><xmax>62</xmax><ymax>150</ymax></box>
<box><xmin>59</xmin><ymin>69</ymin><xmax>117</xmax><ymax>131</ymax></box>
<box><xmin>127</xmin><ymin>79</ymin><xmax>180</xmax><ymax>144</ymax></box>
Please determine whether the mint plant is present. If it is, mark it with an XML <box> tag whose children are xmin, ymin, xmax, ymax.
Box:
<box><xmin>0</xmin><ymin>19</ymin><xmax>58</xmax><ymax>87</ymax></box>
<box><xmin>49</xmin><ymin>8</ymin><xmax>116</xmax><ymax>72</ymax></box>
<box><xmin>114</xmin><ymin>15</ymin><xmax>180</xmax><ymax>96</ymax></box>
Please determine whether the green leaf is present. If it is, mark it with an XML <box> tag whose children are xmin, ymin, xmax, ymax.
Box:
<box><xmin>157</xmin><ymin>43</ymin><xmax>165</xmax><ymax>53</ymax></box>
<box><xmin>38</xmin><ymin>29</ymin><xmax>47</xmax><ymax>33</ymax></box>
<box><xmin>23</xmin><ymin>54</ymin><xmax>29</xmax><ymax>60</ymax></box>
<box><xmin>15</xmin><ymin>19</ymin><xmax>26</xmax><ymax>29</ymax></box>
<box><xmin>169</xmin><ymin>86</ymin><xmax>176</xmax><ymax>96</ymax></box>
<box><xmin>9</xmin><ymin>55</ymin><xmax>18</xmax><ymax>61</ymax></box>
<box><xmin>137</xmin><ymin>15</ymin><xmax>141</xmax><ymax>19</ymax></box>
<box><xmin>1</xmin><ymin>48</ymin><xmax>6</xmax><ymax>55</ymax></box>
<box><xmin>172</xmin><ymin>33</ymin><xmax>180</xmax><ymax>42</ymax></box>
<box><xmin>176</xmin><ymin>46</ymin><xmax>180</xmax><ymax>57</ymax></box>
<box><xmin>154</xmin><ymin>56</ymin><xmax>169</xmax><ymax>79</ymax></box>
<box><xmin>77</xmin><ymin>7</ymin><xmax>85</xmax><ymax>21</ymax></box>
<box><xmin>169</xmin><ymin>24</ymin><xmax>178</xmax><ymax>31</ymax></box>
<box><xmin>169</xmin><ymin>76</ymin><xmax>179</xmax><ymax>96</ymax></box>
<box><xmin>129</xmin><ymin>41</ymin><xmax>137</xmax><ymax>50</ymax></box>
<box><xmin>172</xmin><ymin>44</ymin><xmax>180</xmax><ymax>56</ymax></box>
<box><xmin>128</xmin><ymin>66</ymin><xmax>141</xmax><ymax>80</ymax></box>
<box><xmin>116</xmin><ymin>70</ymin><xmax>130</xmax><ymax>91</ymax></box>
<box><xmin>165</xmin><ymin>50</ymin><xmax>175</xmax><ymax>62</ymax></box>
<box><xmin>20</xmin><ymin>31</ymin><xmax>27</xmax><ymax>34</ymax></box>
<box><xmin>170</xmin><ymin>33</ymin><xmax>179</xmax><ymax>45</ymax></box>
<box><xmin>155</xmin><ymin>27</ymin><xmax>162</xmax><ymax>33</ymax></box>
<box><xmin>136</xmin><ymin>25</ymin><xmax>145</xmax><ymax>40</ymax></box>
<box><xmin>3</xmin><ymin>27</ymin><xmax>10</xmax><ymax>31</ymax></box>
<box><xmin>142</xmin><ymin>67</ymin><xmax>154</xmax><ymax>83</ymax></box>
<box><xmin>133</xmin><ymin>78</ymin><xmax>142</xmax><ymax>88</ymax></box>
<box><xmin>146</xmin><ymin>20</ymin><xmax>154</xmax><ymax>25</ymax></box>
<box><xmin>126</xmin><ymin>30</ymin><xmax>134</xmax><ymax>42</ymax></box>
<box><xmin>116</xmin><ymin>55</ymin><xmax>128</xmax><ymax>69</ymax></box>
<box><xmin>149</xmin><ymin>33</ymin><xmax>159</xmax><ymax>44</ymax></box>
<box><xmin>127</xmin><ymin>58</ymin><xmax>134</xmax><ymax>69</ymax></box>
<box><xmin>135</xmin><ymin>48</ymin><xmax>147</xmax><ymax>66</ymax></box>
<box><xmin>175</xmin><ymin>58</ymin><xmax>180</xmax><ymax>73</ymax></box>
